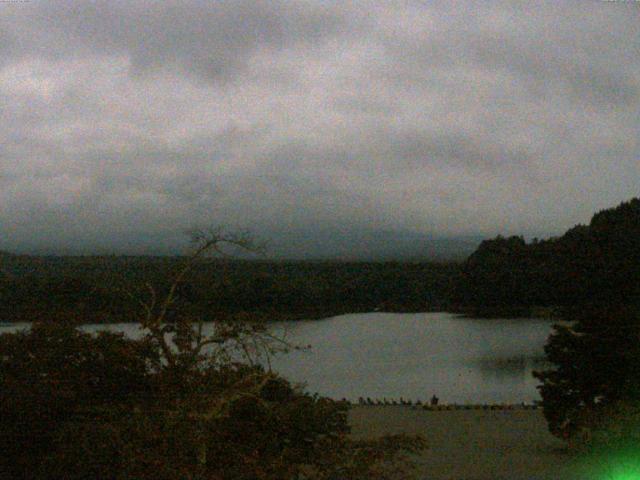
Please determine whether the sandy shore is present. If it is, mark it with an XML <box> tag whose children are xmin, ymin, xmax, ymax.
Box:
<box><xmin>348</xmin><ymin>406</ymin><xmax>591</xmax><ymax>480</ymax></box>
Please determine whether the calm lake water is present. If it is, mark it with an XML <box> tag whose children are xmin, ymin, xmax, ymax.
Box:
<box><xmin>0</xmin><ymin>312</ymin><xmax>553</xmax><ymax>404</ymax></box>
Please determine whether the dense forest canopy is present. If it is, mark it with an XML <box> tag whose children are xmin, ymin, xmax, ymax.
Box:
<box><xmin>0</xmin><ymin>257</ymin><xmax>458</xmax><ymax>323</ymax></box>
<box><xmin>453</xmin><ymin>198</ymin><xmax>640</xmax><ymax>316</ymax></box>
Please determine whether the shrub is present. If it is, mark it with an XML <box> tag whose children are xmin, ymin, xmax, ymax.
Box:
<box><xmin>0</xmin><ymin>321</ymin><xmax>156</xmax><ymax>477</ymax></box>
<box><xmin>534</xmin><ymin>304</ymin><xmax>640</xmax><ymax>440</ymax></box>
<box><xmin>0</xmin><ymin>322</ymin><xmax>425</xmax><ymax>479</ymax></box>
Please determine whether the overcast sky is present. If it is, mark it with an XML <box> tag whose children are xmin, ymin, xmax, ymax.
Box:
<box><xmin>1</xmin><ymin>0</ymin><xmax>638</xmax><ymax>255</ymax></box>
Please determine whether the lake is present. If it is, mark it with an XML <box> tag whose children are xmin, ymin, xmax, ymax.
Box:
<box><xmin>0</xmin><ymin>312</ymin><xmax>553</xmax><ymax>404</ymax></box>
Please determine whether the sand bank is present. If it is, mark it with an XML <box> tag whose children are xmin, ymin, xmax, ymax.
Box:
<box><xmin>348</xmin><ymin>406</ymin><xmax>592</xmax><ymax>480</ymax></box>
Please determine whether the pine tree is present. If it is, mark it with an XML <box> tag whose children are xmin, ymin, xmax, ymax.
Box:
<box><xmin>534</xmin><ymin>304</ymin><xmax>640</xmax><ymax>439</ymax></box>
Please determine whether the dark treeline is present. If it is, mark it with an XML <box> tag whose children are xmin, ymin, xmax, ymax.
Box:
<box><xmin>453</xmin><ymin>198</ymin><xmax>640</xmax><ymax>316</ymax></box>
<box><xmin>2</xmin><ymin>197</ymin><xmax>638</xmax><ymax>323</ymax></box>
<box><xmin>0</xmin><ymin>255</ymin><xmax>459</xmax><ymax>323</ymax></box>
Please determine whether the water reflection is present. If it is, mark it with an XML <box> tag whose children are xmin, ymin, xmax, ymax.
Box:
<box><xmin>0</xmin><ymin>313</ymin><xmax>554</xmax><ymax>404</ymax></box>
<box><xmin>267</xmin><ymin>313</ymin><xmax>553</xmax><ymax>404</ymax></box>
<box><xmin>475</xmin><ymin>355</ymin><xmax>550</xmax><ymax>380</ymax></box>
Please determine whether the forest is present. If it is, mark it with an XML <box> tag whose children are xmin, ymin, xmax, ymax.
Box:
<box><xmin>0</xmin><ymin>254</ymin><xmax>459</xmax><ymax>324</ymax></box>
<box><xmin>453</xmin><ymin>197</ymin><xmax>640</xmax><ymax>316</ymax></box>
<box><xmin>1</xmin><ymin>198</ymin><xmax>639</xmax><ymax>323</ymax></box>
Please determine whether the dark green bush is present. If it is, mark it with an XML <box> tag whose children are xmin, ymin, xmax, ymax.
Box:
<box><xmin>0</xmin><ymin>322</ymin><xmax>425</xmax><ymax>479</ymax></box>
<box><xmin>534</xmin><ymin>304</ymin><xmax>640</xmax><ymax>440</ymax></box>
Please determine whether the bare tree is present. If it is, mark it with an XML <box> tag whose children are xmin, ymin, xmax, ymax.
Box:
<box><xmin>124</xmin><ymin>226</ymin><xmax>294</xmax><ymax>372</ymax></box>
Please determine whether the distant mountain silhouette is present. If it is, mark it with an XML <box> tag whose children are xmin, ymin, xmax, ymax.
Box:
<box><xmin>4</xmin><ymin>228</ymin><xmax>481</xmax><ymax>261</ymax></box>
<box><xmin>258</xmin><ymin>228</ymin><xmax>482</xmax><ymax>261</ymax></box>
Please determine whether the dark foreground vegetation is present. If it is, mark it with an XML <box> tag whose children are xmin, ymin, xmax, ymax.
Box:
<box><xmin>536</xmin><ymin>304</ymin><xmax>640</xmax><ymax>440</ymax></box>
<box><xmin>0</xmin><ymin>232</ymin><xmax>425</xmax><ymax>479</ymax></box>
<box><xmin>531</xmin><ymin>200</ymin><xmax>640</xmax><ymax>470</ymax></box>
<box><xmin>0</xmin><ymin>321</ymin><xmax>425</xmax><ymax>479</ymax></box>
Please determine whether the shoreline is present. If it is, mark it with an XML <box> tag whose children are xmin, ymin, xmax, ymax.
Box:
<box><xmin>349</xmin><ymin>402</ymin><xmax>541</xmax><ymax>411</ymax></box>
<box><xmin>0</xmin><ymin>305</ymin><xmax>554</xmax><ymax>324</ymax></box>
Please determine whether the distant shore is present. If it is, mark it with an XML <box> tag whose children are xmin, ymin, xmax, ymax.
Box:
<box><xmin>0</xmin><ymin>305</ymin><xmax>449</xmax><ymax>324</ymax></box>
<box><xmin>451</xmin><ymin>305</ymin><xmax>558</xmax><ymax>319</ymax></box>
<box><xmin>0</xmin><ymin>304</ymin><xmax>556</xmax><ymax>324</ymax></box>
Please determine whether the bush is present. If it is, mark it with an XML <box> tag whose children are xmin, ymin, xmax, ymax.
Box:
<box><xmin>0</xmin><ymin>321</ymin><xmax>425</xmax><ymax>479</ymax></box>
<box><xmin>0</xmin><ymin>322</ymin><xmax>156</xmax><ymax>477</ymax></box>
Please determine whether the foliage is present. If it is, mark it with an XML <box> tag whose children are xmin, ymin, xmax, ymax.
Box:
<box><xmin>0</xmin><ymin>325</ymin><xmax>425</xmax><ymax>479</ymax></box>
<box><xmin>0</xmin><ymin>256</ymin><xmax>459</xmax><ymax>324</ymax></box>
<box><xmin>533</xmin><ymin>304</ymin><xmax>640</xmax><ymax>440</ymax></box>
<box><xmin>0</xmin><ymin>228</ymin><xmax>426</xmax><ymax>479</ymax></box>
<box><xmin>0</xmin><ymin>322</ymin><xmax>157</xmax><ymax>478</ymax></box>
<box><xmin>454</xmin><ymin>197</ymin><xmax>640</xmax><ymax>316</ymax></box>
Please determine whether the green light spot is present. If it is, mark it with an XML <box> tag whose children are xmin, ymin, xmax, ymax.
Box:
<box><xmin>602</xmin><ymin>453</ymin><xmax>640</xmax><ymax>480</ymax></box>
<box><xmin>608</xmin><ymin>464</ymin><xmax>640</xmax><ymax>480</ymax></box>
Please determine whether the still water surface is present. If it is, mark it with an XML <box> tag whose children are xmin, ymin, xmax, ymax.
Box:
<box><xmin>0</xmin><ymin>312</ymin><xmax>552</xmax><ymax>404</ymax></box>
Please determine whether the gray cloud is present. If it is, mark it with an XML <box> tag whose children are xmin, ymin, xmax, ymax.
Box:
<box><xmin>1</xmin><ymin>0</ymin><xmax>349</xmax><ymax>81</ymax></box>
<box><xmin>0</xmin><ymin>0</ymin><xmax>638</xmax><ymax>256</ymax></box>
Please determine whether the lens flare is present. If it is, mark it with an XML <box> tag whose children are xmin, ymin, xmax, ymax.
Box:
<box><xmin>609</xmin><ymin>461</ymin><xmax>640</xmax><ymax>479</ymax></box>
<box><xmin>594</xmin><ymin>448</ymin><xmax>640</xmax><ymax>480</ymax></box>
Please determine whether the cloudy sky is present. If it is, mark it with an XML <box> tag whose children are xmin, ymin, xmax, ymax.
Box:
<box><xmin>1</xmin><ymin>0</ymin><xmax>638</xmax><ymax>256</ymax></box>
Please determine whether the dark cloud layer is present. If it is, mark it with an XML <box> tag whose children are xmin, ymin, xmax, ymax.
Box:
<box><xmin>0</xmin><ymin>1</ymin><xmax>638</xmax><ymax>256</ymax></box>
